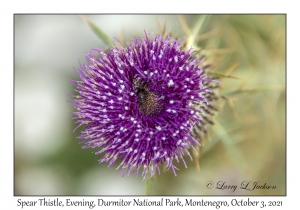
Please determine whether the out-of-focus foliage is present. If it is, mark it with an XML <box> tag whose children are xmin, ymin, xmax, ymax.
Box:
<box><xmin>15</xmin><ymin>15</ymin><xmax>285</xmax><ymax>195</ymax></box>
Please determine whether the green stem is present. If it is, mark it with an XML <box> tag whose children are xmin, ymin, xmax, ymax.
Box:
<box><xmin>186</xmin><ymin>15</ymin><xmax>208</xmax><ymax>48</ymax></box>
<box><xmin>146</xmin><ymin>176</ymin><xmax>154</xmax><ymax>196</ymax></box>
<box><xmin>79</xmin><ymin>15</ymin><xmax>112</xmax><ymax>47</ymax></box>
<box><xmin>207</xmin><ymin>71</ymin><xmax>241</xmax><ymax>79</ymax></box>
<box><xmin>222</xmin><ymin>86</ymin><xmax>285</xmax><ymax>96</ymax></box>
<box><xmin>214</xmin><ymin>120</ymin><xmax>245</xmax><ymax>169</ymax></box>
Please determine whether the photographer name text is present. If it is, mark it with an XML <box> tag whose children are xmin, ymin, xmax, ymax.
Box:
<box><xmin>206</xmin><ymin>181</ymin><xmax>277</xmax><ymax>193</ymax></box>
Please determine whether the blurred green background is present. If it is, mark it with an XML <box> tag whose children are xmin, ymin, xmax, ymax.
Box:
<box><xmin>14</xmin><ymin>14</ymin><xmax>285</xmax><ymax>195</ymax></box>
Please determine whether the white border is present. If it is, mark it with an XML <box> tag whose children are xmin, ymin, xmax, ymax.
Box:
<box><xmin>2</xmin><ymin>0</ymin><xmax>297</xmax><ymax>209</ymax></box>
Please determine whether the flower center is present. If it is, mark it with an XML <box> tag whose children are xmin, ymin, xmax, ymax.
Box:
<box><xmin>137</xmin><ymin>86</ymin><xmax>165</xmax><ymax>116</ymax></box>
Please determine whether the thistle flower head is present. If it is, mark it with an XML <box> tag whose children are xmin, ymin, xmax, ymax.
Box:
<box><xmin>68</xmin><ymin>32</ymin><xmax>218</xmax><ymax>180</ymax></box>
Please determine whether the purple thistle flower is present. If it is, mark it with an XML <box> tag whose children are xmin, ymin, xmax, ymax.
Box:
<box><xmin>68</xmin><ymin>32</ymin><xmax>218</xmax><ymax>180</ymax></box>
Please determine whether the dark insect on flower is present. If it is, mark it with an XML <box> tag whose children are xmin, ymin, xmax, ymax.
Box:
<box><xmin>68</xmin><ymin>31</ymin><xmax>219</xmax><ymax>180</ymax></box>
